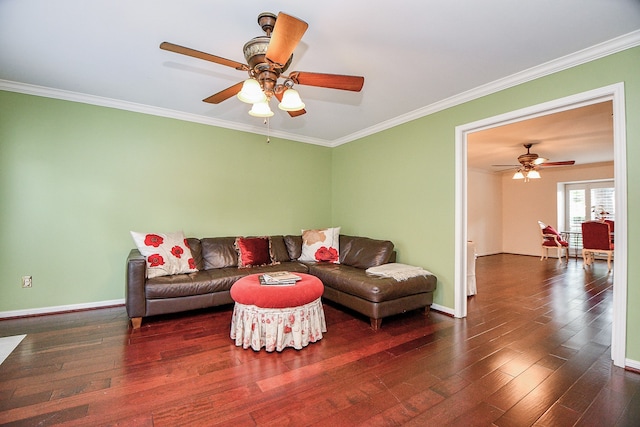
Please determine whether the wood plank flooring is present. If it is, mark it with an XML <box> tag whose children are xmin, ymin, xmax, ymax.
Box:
<box><xmin>1</xmin><ymin>254</ymin><xmax>639</xmax><ymax>426</ymax></box>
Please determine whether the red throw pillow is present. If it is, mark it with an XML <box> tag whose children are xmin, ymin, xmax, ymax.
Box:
<box><xmin>542</xmin><ymin>225</ymin><xmax>560</xmax><ymax>236</ymax></box>
<box><xmin>235</xmin><ymin>237</ymin><xmax>271</xmax><ymax>268</ymax></box>
<box><xmin>542</xmin><ymin>225</ymin><xmax>568</xmax><ymax>245</ymax></box>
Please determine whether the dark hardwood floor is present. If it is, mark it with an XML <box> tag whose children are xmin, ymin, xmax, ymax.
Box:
<box><xmin>1</xmin><ymin>254</ymin><xmax>638</xmax><ymax>426</ymax></box>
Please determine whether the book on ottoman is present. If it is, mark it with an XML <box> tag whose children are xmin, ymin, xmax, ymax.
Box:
<box><xmin>260</xmin><ymin>272</ymin><xmax>302</xmax><ymax>285</ymax></box>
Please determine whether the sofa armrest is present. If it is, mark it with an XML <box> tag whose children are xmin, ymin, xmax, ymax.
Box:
<box><xmin>126</xmin><ymin>249</ymin><xmax>147</xmax><ymax>319</ymax></box>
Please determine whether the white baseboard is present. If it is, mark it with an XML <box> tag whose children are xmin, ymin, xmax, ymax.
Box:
<box><xmin>0</xmin><ymin>299</ymin><xmax>125</xmax><ymax>319</ymax></box>
<box><xmin>625</xmin><ymin>358</ymin><xmax>640</xmax><ymax>372</ymax></box>
<box><xmin>430</xmin><ymin>303</ymin><xmax>454</xmax><ymax>316</ymax></box>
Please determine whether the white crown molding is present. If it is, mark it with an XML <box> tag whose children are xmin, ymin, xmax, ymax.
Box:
<box><xmin>330</xmin><ymin>29</ymin><xmax>640</xmax><ymax>147</ymax></box>
<box><xmin>0</xmin><ymin>79</ymin><xmax>333</xmax><ymax>147</ymax></box>
<box><xmin>1</xmin><ymin>30</ymin><xmax>638</xmax><ymax>147</ymax></box>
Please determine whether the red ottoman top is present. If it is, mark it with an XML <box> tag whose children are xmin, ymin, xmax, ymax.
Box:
<box><xmin>230</xmin><ymin>273</ymin><xmax>324</xmax><ymax>308</ymax></box>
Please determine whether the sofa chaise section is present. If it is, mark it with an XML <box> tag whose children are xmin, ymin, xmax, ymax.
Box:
<box><xmin>304</xmin><ymin>235</ymin><xmax>437</xmax><ymax>330</ymax></box>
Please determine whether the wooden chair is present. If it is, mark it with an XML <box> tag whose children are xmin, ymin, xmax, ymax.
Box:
<box><xmin>604</xmin><ymin>219</ymin><xmax>615</xmax><ymax>243</ymax></box>
<box><xmin>538</xmin><ymin>221</ymin><xmax>569</xmax><ymax>262</ymax></box>
<box><xmin>603</xmin><ymin>219</ymin><xmax>614</xmax><ymax>233</ymax></box>
<box><xmin>581</xmin><ymin>221</ymin><xmax>614</xmax><ymax>271</ymax></box>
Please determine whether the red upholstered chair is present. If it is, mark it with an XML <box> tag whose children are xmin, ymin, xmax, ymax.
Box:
<box><xmin>538</xmin><ymin>221</ymin><xmax>569</xmax><ymax>262</ymax></box>
<box><xmin>581</xmin><ymin>221</ymin><xmax>614</xmax><ymax>271</ymax></box>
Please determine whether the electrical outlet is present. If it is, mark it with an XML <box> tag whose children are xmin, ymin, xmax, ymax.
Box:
<box><xmin>21</xmin><ymin>276</ymin><xmax>32</xmax><ymax>288</ymax></box>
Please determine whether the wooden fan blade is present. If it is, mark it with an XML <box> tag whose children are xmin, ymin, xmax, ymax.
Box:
<box><xmin>286</xmin><ymin>108</ymin><xmax>307</xmax><ymax>117</ymax></box>
<box><xmin>265</xmin><ymin>13</ymin><xmax>308</xmax><ymax>67</ymax></box>
<box><xmin>274</xmin><ymin>91</ymin><xmax>306</xmax><ymax>117</ymax></box>
<box><xmin>160</xmin><ymin>42</ymin><xmax>248</xmax><ymax>71</ymax></box>
<box><xmin>290</xmin><ymin>71</ymin><xmax>364</xmax><ymax>91</ymax></box>
<box><xmin>541</xmin><ymin>160</ymin><xmax>576</xmax><ymax>166</ymax></box>
<box><xmin>203</xmin><ymin>82</ymin><xmax>244</xmax><ymax>104</ymax></box>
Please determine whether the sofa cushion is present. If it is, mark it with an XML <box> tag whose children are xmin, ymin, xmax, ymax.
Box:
<box><xmin>130</xmin><ymin>231</ymin><xmax>197</xmax><ymax>278</ymax></box>
<box><xmin>300</xmin><ymin>227</ymin><xmax>340</xmax><ymax>263</ymax></box>
<box><xmin>269</xmin><ymin>235</ymin><xmax>291</xmax><ymax>263</ymax></box>
<box><xmin>284</xmin><ymin>235</ymin><xmax>303</xmax><ymax>260</ymax></box>
<box><xmin>201</xmin><ymin>237</ymin><xmax>238</xmax><ymax>269</ymax></box>
<box><xmin>145</xmin><ymin>261</ymin><xmax>310</xmax><ymax>299</ymax></box>
<box><xmin>145</xmin><ymin>269</ymin><xmax>240</xmax><ymax>299</ymax></box>
<box><xmin>243</xmin><ymin>261</ymin><xmax>309</xmax><ymax>276</ymax></box>
<box><xmin>186</xmin><ymin>238</ymin><xmax>204</xmax><ymax>271</ymax></box>
<box><xmin>339</xmin><ymin>235</ymin><xmax>395</xmax><ymax>269</ymax></box>
<box><xmin>235</xmin><ymin>236</ymin><xmax>271</xmax><ymax>268</ymax></box>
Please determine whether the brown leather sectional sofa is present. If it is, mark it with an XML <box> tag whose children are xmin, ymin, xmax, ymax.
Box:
<box><xmin>126</xmin><ymin>234</ymin><xmax>437</xmax><ymax>330</ymax></box>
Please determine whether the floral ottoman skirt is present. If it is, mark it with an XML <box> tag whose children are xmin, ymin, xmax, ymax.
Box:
<box><xmin>230</xmin><ymin>298</ymin><xmax>327</xmax><ymax>352</ymax></box>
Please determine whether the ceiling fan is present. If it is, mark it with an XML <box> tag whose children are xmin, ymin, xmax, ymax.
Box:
<box><xmin>493</xmin><ymin>143</ymin><xmax>576</xmax><ymax>181</ymax></box>
<box><xmin>160</xmin><ymin>12</ymin><xmax>365</xmax><ymax>118</ymax></box>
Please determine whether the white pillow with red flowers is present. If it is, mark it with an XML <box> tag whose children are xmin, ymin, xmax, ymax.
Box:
<box><xmin>130</xmin><ymin>231</ymin><xmax>198</xmax><ymax>278</ymax></box>
<box><xmin>299</xmin><ymin>227</ymin><xmax>340</xmax><ymax>263</ymax></box>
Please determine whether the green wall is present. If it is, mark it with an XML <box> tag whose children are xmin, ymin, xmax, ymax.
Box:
<box><xmin>0</xmin><ymin>92</ymin><xmax>332</xmax><ymax>311</ymax></box>
<box><xmin>1</xmin><ymin>45</ymin><xmax>638</xmax><ymax>361</ymax></box>
<box><xmin>332</xmin><ymin>118</ymin><xmax>455</xmax><ymax>306</ymax></box>
<box><xmin>332</xmin><ymin>46</ymin><xmax>640</xmax><ymax>360</ymax></box>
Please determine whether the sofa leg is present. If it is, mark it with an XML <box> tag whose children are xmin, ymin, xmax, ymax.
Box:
<box><xmin>422</xmin><ymin>305</ymin><xmax>431</xmax><ymax>316</ymax></box>
<box><xmin>130</xmin><ymin>317</ymin><xmax>142</xmax><ymax>329</ymax></box>
<box><xmin>370</xmin><ymin>318</ymin><xmax>382</xmax><ymax>331</ymax></box>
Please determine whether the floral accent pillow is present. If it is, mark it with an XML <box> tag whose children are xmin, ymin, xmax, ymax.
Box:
<box><xmin>234</xmin><ymin>236</ymin><xmax>273</xmax><ymax>268</ymax></box>
<box><xmin>299</xmin><ymin>227</ymin><xmax>340</xmax><ymax>263</ymax></box>
<box><xmin>130</xmin><ymin>231</ymin><xmax>197</xmax><ymax>278</ymax></box>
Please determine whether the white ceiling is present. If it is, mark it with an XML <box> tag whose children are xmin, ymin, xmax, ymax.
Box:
<box><xmin>467</xmin><ymin>101</ymin><xmax>615</xmax><ymax>172</ymax></box>
<box><xmin>1</xmin><ymin>0</ymin><xmax>639</xmax><ymax>161</ymax></box>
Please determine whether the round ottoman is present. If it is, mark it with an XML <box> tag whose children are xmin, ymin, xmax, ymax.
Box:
<box><xmin>230</xmin><ymin>273</ymin><xmax>327</xmax><ymax>352</ymax></box>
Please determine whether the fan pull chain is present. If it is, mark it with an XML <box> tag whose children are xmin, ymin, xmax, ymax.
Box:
<box><xmin>264</xmin><ymin>117</ymin><xmax>270</xmax><ymax>143</ymax></box>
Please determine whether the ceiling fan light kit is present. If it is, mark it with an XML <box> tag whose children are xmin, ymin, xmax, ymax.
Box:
<box><xmin>512</xmin><ymin>168</ymin><xmax>541</xmax><ymax>182</ymax></box>
<box><xmin>527</xmin><ymin>169</ymin><xmax>541</xmax><ymax>179</ymax></box>
<box><xmin>278</xmin><ymin>88</ymin><xmax>305</xmax><ymax>111</ymax></box>
<box><xmin>499</xmin><ymin>143</ymin><xmax>575</xmax><ymax>182</ymax></box>
<box><xmin>160</xmin><ymin>11</ymin><xmax>364</xmax><ymax>120</ymax></box>
<box><xmin>248</xmin><ymin>100</ymin><xmax>274</xmax><ymax>117</ymax></box>
<box><xmin>237</xmin><ymin>78</ymin><xmax>267</xmax><ymax>104</ymax></box>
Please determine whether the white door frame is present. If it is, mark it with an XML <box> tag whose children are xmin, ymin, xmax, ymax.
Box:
<box><xmin>454</xmin><ymin>82</ymin><xmax>628</xmax><ymax>367</ymax></box>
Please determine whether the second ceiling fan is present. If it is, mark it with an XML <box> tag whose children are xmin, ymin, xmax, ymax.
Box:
<box><xmin>160</xmin><ymin>11</ymin><xmax>365</xmax><ymax>117</ymax></box>
<box><xmin>493</xmin><ymin>143</ymin><xmax>576</xmax><ymax>181</ymax></box>
<box><xmin>515</xmin><ymin>143</ymin><xmax>575</xmax><ymax>168</ymax></box>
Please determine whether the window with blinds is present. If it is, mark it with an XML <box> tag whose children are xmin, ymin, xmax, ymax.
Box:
<box><xmin>564</xmin><ymin>180</ymin><xmax>615</xmax><ymax>248</ymax></box>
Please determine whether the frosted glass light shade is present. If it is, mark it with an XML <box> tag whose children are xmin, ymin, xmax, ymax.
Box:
<box><xmin>527</xmin><ymin>170</ymin><xmax>541</xmax><ymax>179</ymax></box>
<box><xmin>237</xmin><ymin>79</ymin><xmax>266</xmax><ymax>104</ymax></box>
<box><xmin>248</xmin><ymin>100</ymin><xmax>274</xmax><ymax>117</ymax></box>
<box><xmin>512</xmin><ymin>171</ymin><xmax>525</xmax><ymax>179</ymax></box>
<box><xmin>278</xmin><ymin>88</ymin><xmax>305</xmax><ymax>111</ymax></box>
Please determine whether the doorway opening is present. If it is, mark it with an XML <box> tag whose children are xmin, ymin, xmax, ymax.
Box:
<box><xmin>455</xmin><ymin>83</ymin><xmax>627</xmax><ymax>367</ymax></box>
